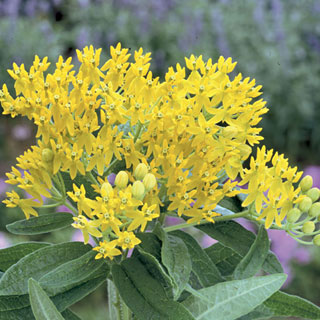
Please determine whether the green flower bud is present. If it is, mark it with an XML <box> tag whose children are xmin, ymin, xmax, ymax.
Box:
<box><xmin>41</xmin><ymin>148</ymin><xmax>54</xmax><ymax>162</ymax></box>
<box><xmin>308</xmin><ymin>202</ymin><xmax>320</xmax><ymax>218</ymax></box>
<box><xmin>313</xmin><ymin>234</ymin><xmax>320</xmax><ymax>246</ymax></box>
<box><xmin>115</xmin><ymin>171</ymin><xmax>129</xmax><ymax>189</ymax></box>
<box><xmin>302</xmin><ymin>221</ymin><xmax>315</xmax><ymax>234</ymax></box>
<box><xmin>306</xmin><ymin>187</ymin><xmax>320</xmax><ymax>202</ymax></box>
<box><xmin>287</xmin><ymin>208</ymin><xmax>301</xmax><ymax>223</ymax></box>
<box><xmin>134</xmin><ymin>163</ymin><xmax>148</xmax><ymax>180</ymax></box>
<box><xmin>298</xmin><ymin>197</ymin><xmax>313</xmax><ymax>212</ymax></box>
<box><xmin>300</xmin><ymin>175</ymin><xmax>313</xmax><ymax>192</ymax></box>
<box><xmin>143</xmin><ymin>173</ymin><xmax>157</xmax><ymax>191</ymax></box>
<box><xmin>132</xmin><ymin>181</ymin><xmax>145</xmax><ymax>200</ymax></box>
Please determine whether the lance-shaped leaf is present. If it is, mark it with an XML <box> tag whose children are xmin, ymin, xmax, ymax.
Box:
<box><xmin>233</xmin><ymin>225</ymin><xmax>270</xmax><ymax>279</ymax></box>
<box><xmin>239</xmin><ymin>291</ymin><xmax>320</xmax><ymax>320</ymax></box>
<box><xmin>61</xmin><ymin>309</ymin><xmax>82</xmax><ymax>320</ymax></box>
<box><xmin>6</xmin><ymin>212</ymin><xmax>73</xmax><ymax>235</ymax></box>
<box><xmin>28</xmin><ymin>278</ymin><xmax>64</xmax><ymax>320</ymax></box>
<box><xmin>39</xmin><ymin>251</ymin><xmax>108</xmax><ymax>295</ymax></box>
<box><xmin>170</xmin><ymin>230</ymin><xmax>224</xmax><ymax>287</ymax></box>
<box><xmin>111</xmin><ymin>258</ymin><xmax>195</xmax><ymax>320</ymax></box>
<box><xmin>0</xmin><ymin>275</ymin><xmax>105</xmax><ymax>318</ymax></box>
<box><xmin>197</xmin><ymin>221</ymin><xmax>283</xmax><ymax>274</ymax></box>
<box><xmin>154</xmin><ymin>224</ymin><xmax>192</xmax><ymax>299</ymax></box>
<box><xmin>0</xmin><ymin>242</ymin><xmax>51</xmax><ymax>272</ymax></box>
<box><xmin>182</xmin><ymin>273</ymin><xmax>287</xmax><ymax>320</ymax></box>
<box><xmin>204</xmin><ymin>243</ymin><xmax>242</xmax><ymax>276</ymax></box>
<box><xmin>0</xmin><ymin>242</ymin><xmax>91</xmax><ymax>295</ymax></box>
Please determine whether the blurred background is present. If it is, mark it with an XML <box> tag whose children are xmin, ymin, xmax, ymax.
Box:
<box><xmin>0</xmin><ymin>0</ymin><xmax>320</xmax><ymax>318</ymax></box>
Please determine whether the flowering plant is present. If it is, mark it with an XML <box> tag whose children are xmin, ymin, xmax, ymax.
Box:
<box><xmin>1</xmin><ymin>44</ymin><xmax>320</xmax><ymax>319</ymax></box>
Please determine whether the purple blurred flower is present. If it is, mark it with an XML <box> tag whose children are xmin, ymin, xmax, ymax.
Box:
<box><xmin>0</xmin><ymin>178</ymin><xmax>8</xmax><ymax>197</ymax></box>
<box><xmin>108</xmin><ymin>173</ymin><xmax>116</xmax><ymax>185</ymax></box>
<box><xmin>12</xmin><ymin>124</ymin><xmax>32</xmax><ymax>141</ymax></box>
<box><xmin>71</xmin><ymin>229</ymin><xmax>96</xmax><ymax>247</ymax></box>
<box><xmin>56</xmin><ymin>205</ymin><xmax>73</xmax><ymax>214</ymax></box>
<box><xmin>303</xmin><ymin>166</ymin><xmax>320</xmax><ymax>188</ymax></box>
<box><xmin>268</xmin><ymin>229</ymin><xmax>310</xmax><ymax>286</ymax></box>
<box><xmin>0</xmin><ymin>232</ymin><xmax>10</xmax><ymax>249</ymax></box>
<box><xmin>201</xmin><ymin>235</ymin><xmax>217</xmax><ymax>248</ymax></box>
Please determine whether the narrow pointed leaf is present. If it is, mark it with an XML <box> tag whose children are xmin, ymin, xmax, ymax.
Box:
<box><xmin>170</xmin><ymin>230</ymin><xmax>224</xmax><ymax>287</ymax></box>
<box><xmin>154</xmin><ymin>224</ymin><xmax>192</xmax><ymax>299</ymax></box>
<box><xmin>0</xmin><ymin>242</ymin><xmax>51</xmax><ymax>272</ymax></box>
<box><xmin>112</xmin><ymin>258</ymin><xmax>195</xmax><ymax>320</ymax></box>
<box><xmin>0</xmin><ymin>242</ymin><xmax>91</xmax><ymax>295</ymax></box>
<box><xmin>61</xmin><ymin>309</ymin><xmax>82</xmax><ymax>320</ymax></box>
<box><xmin>204</xmin><ymin>243</ymin><xmax>242</xmax><ymax>276</ymax></box>
<box><xmin>135</xmin><ymin>247</ymin><xmax>174</xmax><ymax>299</ymax></box>
<box><xmin>107</xmin><ymin>279</ymin><xmax>131</xmax><ymax>320</ymax></box>
<box><xmin>233</xmin><ymin>225</ymin><xmax>270</xmax><ymax>279</ymax></box>
<box><xmin>239</xmin><ymin>291</ymin><xmax>320</xmax><ymax>320</ymax></box>
<box><xmin>28</xmin><ymin>278</ymin><xmax>64</xmax><ymax>320</ymax></box>
<box><xmin>40</xmin><ymin>251</ymin><xmax>108</xmax><ymax>295</ymax></box>
<box><xmin>6</xmin><ymin>212</ymin><xmax>74</xmax><ymax>235</ymax></box>
<box><xmin>183</xmin><ymin>273</ymin><xmax>287</xmax><ymax>320</ymax></box>
<box><xmin>197</xmin><ymin>221</ymin><xmax>283</xmax><ymax>274</ymax></box>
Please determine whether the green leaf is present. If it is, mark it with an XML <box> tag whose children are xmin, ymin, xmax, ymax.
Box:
<box><xmin>0</xmin><ymin>242</ymin><xmax>51</xmax><ymax>272</ymax></box>
<box><xmin>6</xmin><ymin>212</ymin><xmax>74</xmax><ymax>235</ymax></box>
<box><xmin>233</xmin><ymin>225</ymin><xmax>270</xmax><ymax>279</ymax></box>
<box><xmin>107</xmin><ymin>279</ymin><xmax>131</xmax><ymax>320</ymax></box>
<box><xmin>61</xmin><ymin>309</ymin><xmax>82</xmax><ymax>320</ymax></box>
<box><xmin>111</xmin><ymin>259</ymin><xmax>195</xmax><ymax>320</ymax></box>
<box><xmin>239</xmin><ymin>291</ymin><xmax>320</xmax><ymax>320</ymax></box>
<box><xmin>183</xmin><ymin>273</ymin><xmax>287</xmax><ymax>320</ymax></box>
<box><xmin>197</xmin><ymin>221</ymin><xmax>283</xmax><ymax>274</ymax></box>
<box><xmin>28</xmin><ymin>278</ymin><xmax>64</xmax><ymax>320</ymax></box>
<box><xmin>0</xmin><ymin>294</ymin><xmax>30</xmax><ymax>312</ymax></box>
<box><xmin>50</xmin><ymin>275</ymin><xmax>106</xmax><ymax>311</ymax></box>
<box><xmin>0</xmin><ymin>276</ymin><xmax>105</xmax><ymax>318</ymax></box>
<box><xmin>0</xmin><ymin>242</ymin><xmax>91</xmax><ymax>295</ymax></box>
<box><xmin>40</xmin><ymin>251</ymin><xmax>108</xmax><ymax>295</ymax></box>
<box><xmin>135</xmin><ymin>246</ymin><xmax>174</xmax><ymax>299</ymax></box>
<box><xmin>136</xmin><ymin>232</ymin><xmax>162</xmax><ymax>261</ymax></box>
<box><xmin>204</xmin><ymin>243</ymin><xmax>242</xmax><ymax>276</ymax></box>
<box><xmin>170</xmin><ymin>230</ymin><xmax>224</xmax><ymax>287</ymax></box>
<box><xmin>154</xmin><ymin>224</ymin><xmax>192</xmax><ymax>299</ymax></box>
<box><xmin>218</xmin><ymin>196</ymin><xmax>242</xmax><ymax>213</ymax></box>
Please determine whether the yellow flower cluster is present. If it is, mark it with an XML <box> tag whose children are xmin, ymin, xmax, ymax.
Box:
<box><xmin>2</xmin><ymin>43</ymin><xmax>319</xmax><ymax>258</ymax></box>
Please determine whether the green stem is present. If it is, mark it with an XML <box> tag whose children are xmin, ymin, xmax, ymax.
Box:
<box><xmin>163</xmin><ymin>210</ymin><xmax>250</xmax><ymax>232</ymax></box>
<box><xmin>86</xmin><ymin>171</ymin><xmax>99</xmax><ymax>185</ymax></box>
<box><xmin>106</xmin><ymin>158</ymin><xmax>120</xmax><ymax>176</ymax></box>
<box><xmin>133</xmin><ymin>121</ymin><xmax>143</xmax><ymax>143</ymax></box>
<box><xmin>41</xmin><ymin>202</ymin><xmax>63</xmax><ymax>208</ymax></box>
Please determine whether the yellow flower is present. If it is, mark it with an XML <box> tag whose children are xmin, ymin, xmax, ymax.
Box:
<box><xmin>116</xmin><ymin>231</ymin><xmax>141</xmax><ymax>250</ymax></box>
<box><xmin>93</xmin><ymin>240</ymin><xmax>121</xmax><ymax>260</ymax></box>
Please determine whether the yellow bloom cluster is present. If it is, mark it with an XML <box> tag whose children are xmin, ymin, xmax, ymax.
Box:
<box><xmin>2</xmin><ymin>43</ymin><xmax>319</xmax><ymax>258</ymax></box>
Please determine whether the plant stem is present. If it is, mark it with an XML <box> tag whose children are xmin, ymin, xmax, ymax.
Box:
<box><xmin>163</xmin><ymin>210</ymin><xmax>250</xmax><ymax>232</ymax></box>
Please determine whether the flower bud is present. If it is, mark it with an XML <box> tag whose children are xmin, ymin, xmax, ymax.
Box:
<box><xmin>308</xmin><ymin>202</ymin><xmax>320</xmax><ymax>218</ymax></box>
<box><xmin>313</xmin><ymin>234</ymin><xmax>320</xmax><ymax>246</ymax></box>
<box><xmin>300</xmin><ymin>175</ymin><xmax>313</xmax><ymax>192</ymax></box>
<box><xmin>143</xmin><ymin>173</ymin><xmax>157</xmax><ymax>191</ymax></box>
<box><xmin>101</xmin><ymin>182</ymin><xmax>113</xmax><ymax>196</ymax></box>
<box><xmin>298</xmin><ymin>197</ymin><xmax>313</xmax><ymax>212</ymax></box>
<box><xmin>134</xmin><ymin>163</ymin><xmax>148</xmax><ymax>180</ymax></box>
<box><xmin>306</xmin><ymin>187</ymin><xmax>320</xmax><ymax>202</ymax></box>
<box><xmin>287</xmin><ymin>208</ymin><xmax>301</xmax><ymax>223</ymax></box>
<box><xmin>41</xmin><ymin>148</ymin><xmax>54</xmax><ymax>162</ymax></box>
<box><xmin>132</xmin><ymin>181</ymin><xmax>145</xmax><ymax>200</ymax></box>
<box><xmin>115</xmin><ymin>171</ymin><xmax>129</xmax><ymax>189</ymax></box>
<box><xmin>302</xmin><ymin>221</ymin><xmax>315</xmax><ymax>234</ymax></box>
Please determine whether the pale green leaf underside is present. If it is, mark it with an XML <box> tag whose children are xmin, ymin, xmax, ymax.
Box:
<box><xmin>183</xmin><ymin>273</ymin><xmax>287</xmax><ymax>320</ymax></box>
